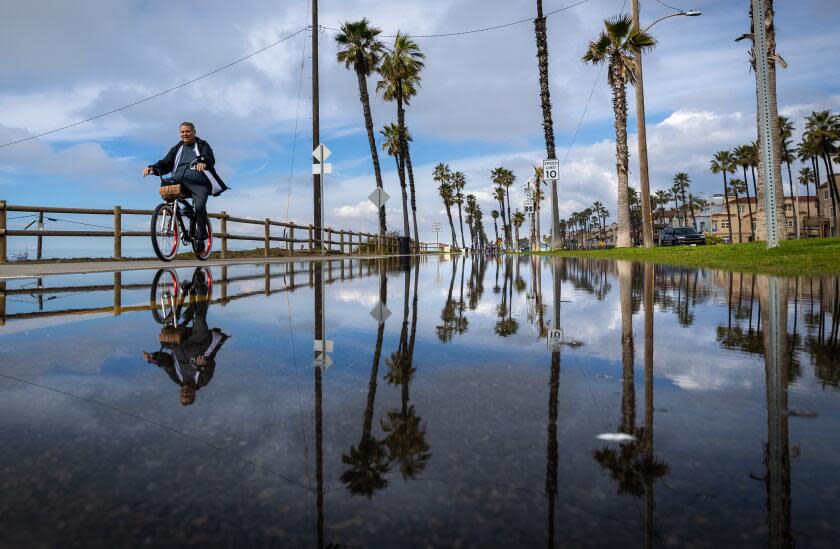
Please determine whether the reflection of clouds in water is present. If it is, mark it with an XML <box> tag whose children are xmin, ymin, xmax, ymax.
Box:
<box><xmin>335</xmin><ymin>288</ymin><xmax>379</xmax><ymax>308</ymax></box>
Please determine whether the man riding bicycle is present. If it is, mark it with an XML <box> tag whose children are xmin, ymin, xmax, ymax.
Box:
<box><xmin>143</xmin><ymin>122</ymin><xmax>228</xmax><ymax>252</ymax></box>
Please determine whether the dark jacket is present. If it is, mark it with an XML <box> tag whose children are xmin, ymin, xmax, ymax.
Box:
<box><xmin>149</xmin><ymin>137</ymin><xmax>229</xmax><ymax>197</ymax></box>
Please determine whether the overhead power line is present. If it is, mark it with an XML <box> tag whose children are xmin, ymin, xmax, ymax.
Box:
<box><xmin>0</xmin><ymin>0</ymin><xmax>596</xmax><ymax>149</ymax></box>
<box><xmin>0</xmin><ymin>26</ymin><xmax>309</xmax><ymax>150</ymax></box>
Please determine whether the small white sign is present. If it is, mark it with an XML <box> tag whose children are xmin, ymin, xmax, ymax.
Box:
<box><xmin>432</xmin><ymin>223</ymin><xmax>442</xmax><ymax>232</ymax></box>
<box><xmin>525</xmin><ymin>205</ymin><xmax>534</xmax><ymax>214</ymax></box>
<box><xmin>312</xmin><ymin>144</ymin><xmax>332</xmax><ymax>161</ymax></box>
<box><xmin>370</xmin><ymin>302</ymin><xmax>392</xmax><ymax>324</ymax></box>
<box><xmin>524</xmin><ymin>190</ymin><xmax>534</xmax><ymax>200</ymax></box>
<box><xmin>548</xmin><ymin>328</ymin><xmax>564</xmax><ymax>351</ymax></box>
<box><xmin>314</xmin><ymin>339</ymin><xmax>334</xmax><ymax>353</ymax></box>
<box><xmin>312</xmin><ymin>163</ymin><xmax>332</xmax><ymax>175</ymax></box>
<box><xmin>543</xmin><ymin>159</ymin><xmax>559</xmax><ymax>181</ymax></box>
<box><xmin>368</xmin><ymin>188</ymin><xmax>390</xmax><ymax>209</ymax></box>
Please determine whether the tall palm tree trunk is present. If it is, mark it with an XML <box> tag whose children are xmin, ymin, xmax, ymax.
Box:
<box><xmin>396</xmin><ymin>94</ymin><xmax>410</xmax><ymax>238</ymax></box>
<box><xmin>785</xmin><ymin>159</ymin><xmax>798</xmax><ymax>238</ymax></box>
<box><xmin>732</xmin><ymin>188</ymin><xmax>744</xmax><ymax>243</ymax></box>
<box><xmin>405</xmin><ymin>145</ymin><xmax>420</xmax><ymax>248</ymax></box>
<box><xmin>355</xmin><ymin>62</ymin><xmax>387</xmax><ymax>235</ymax></box>
<box><xmin>742</xmin><ymin>165</ymin><xmax>756</xmax><ymax>240</ymax></box>
<box><xmin>811</xmin><ymin>156</ymin><xmax>822</xmax><ymax>219</ymax></box>
<box><xmin>534</xmin><ymin>0</ymin><xmax>560</xmax><ymax>248</ymax></box>
<box><xmin>445</xmin><ymin>205</ymin><xmax>458</xmax><ymax>247</ymax></box>
<box><xmin>821</xmin><ymin>152</ymin><xmax>839</xmax><ymax>235</ymax></box>
<box><xmin>610</xmin><ymin>67</ymin><xmax>632</xmax><ymax>248</ymax></box>
<box><xmin>457</xmin><ymin>201</ymin><xmax>466</xmax><ymax>251</ymax></box>
<box><xmin>723</xmin><ymin>172</ymin><xmax>734</xmax><ymax>244</ymax></box>
<box><xmin>505</xmin><ymin>187</ymin><xmax>513</xmax><ymax>248</ymax></box>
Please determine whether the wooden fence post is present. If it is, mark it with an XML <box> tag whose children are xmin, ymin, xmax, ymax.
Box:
<box><xmin>0</xmin><ymin>280</ymin><xmax>5</xmax><ymax>326</ymax></box>
<box><xmin>308</xmin><ymin>224</ymin><xmax>313</xmax><ymax>253</ymax></box>
<box><xmin>0</xmin><ymin>200</ymin><xmax>6</xmax><ymax>264</ymax></box>
<box><xmin>220</xmin><ymin>266</ymin><xmax>228</xmax><ymax>305</ymax></box>
<box><xmin>289</xmin><ymin>226</ymin><xmax>295</xmax><ymax>257</ymax></box>
<box><xmin>113</xmin><ymin>272</ymin><xmax>122</xmax><ymax>316</ymax></box>
<box><xmin>113</xmin><ymin>206</ymin><xmax>122</xmax><ymax>259</ymax></box>
<box><xmin>264</xmin><ymin>218</ymin><xmax>270</xmax><ymax>258</ymax></box>
<box><xmin>340</xmin><ymin>230</ymin><xmax>345</xmax><ymax>254</ymax></box>
<box><xmin>220</xmin><ymin>211</ymin><xmax>228</xmax><ymax>259</ymax></box>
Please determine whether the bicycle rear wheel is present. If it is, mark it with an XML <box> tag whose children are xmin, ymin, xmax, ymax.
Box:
<box><xmin>150</xmin><ymin>268</ymin><xmax>180</xmax><ymax>324</ymax></box>
<box><xmin>151</xmin><ymin>203</ymin><xmax>179</xmax><ymax>262</ymax></box>
<box><xmin>193</xmin><ymin>218</ymin><xmax>213</xmax><ymax>260</ymax></box>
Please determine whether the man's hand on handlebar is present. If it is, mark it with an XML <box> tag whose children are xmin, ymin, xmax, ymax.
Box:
<box><xmin>143</xmin><ymin>166</ymin><xmax>155</xmax><ymax>177</ymax></box>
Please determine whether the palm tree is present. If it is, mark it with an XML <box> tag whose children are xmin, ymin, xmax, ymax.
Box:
<box><xmin>779</xmin><ymin>116</ymin><xmax>799</xmax><ymax>238</ymax></box>
<box><xmin>465</xmin><ymin>194</ymin><xmax>478</xmax><ymax>249</ymax></box>
<box><xmin>512</xmin><ymin>211</ymin><xmax>525</xmax><ymax>249</ymax></box>
<box><xmin>532</xmin><ymin>165</ymin><xmax>545</xmax><ymax>248</ymax></box>
<box><xmin>798</xmin><ymin>167</ymin><xmax>815</xmax><ymax>223</ymax></box>
<box><xmin>797</xmin><ymin>136</ymin><xmax>822</xmax><ymax>219</ymax></box>
<box><xmin>733</xmin><ymin>144</ymin><xmax>757</xmax><ymax>241</ymax></box>
<box><xmin>654</xmin><ymin>189</ymin><xmax>670</xmax><ymax>217</ymax></box>
<box><xmin>336</xmin><ymin>19</ymin><xmax>388</xmax><ymax>236</ymax></box>
<box><xmin>451</xmin><ymin>171</ymin><xmax>467</xmax><ymax>250</ymax></box>
<box><xmin>582</xmin><ymin>15</ymin><xmax>656</xmax><ymax>248</ymax></box>
<box><xmin>805</xmin><ymin>110</ymin><xmax>840</xmax><ymax>234</ymax></box>
<box><xmin>493</xmin><ymin>185</ymin><xmax>509</xmax><ymax>249</ymax></box>
<box><xmin>380</xmin><ymin>123</ymin><xmax>402</xmax><ymax>180</ymax></box>
<box><xmin>491</xmin><ymin>167</ymin><xmax>514</xmax><ymax>248</ymax></box>
<box><xmin>377</xmin><ymin>32</ymin><xmax>425</xmax><ymax>244</ymax></box>
<box><xmin>433</xmin><ymin>163</ymin><xmax>458</xmax><ymax>248</ymax></box>
<box><xmin>711</xmin><ymin>151</ymin><xmax>737</xmax><ymax>244</ymax></box>
<box><xmin>688</xmin><ymin>193</ymin><xmax>704</xmax><ymax>230</ymax></box>
<box><xmin>491</xmin><ymin>209</ymin><xmax>500</xmax><ymax>243</ymax></box>
<box><xmin>534</xmin><ymin>0</ymin><xmax>561</xmax><ymax>248</ymax></box>
<box><xmin>729</xmin><ymin>178</ymin><xmax>747</xmax><ymax>243</ymax></box>
<box><xmin>672</xmin><ymin>172</ymin><xmax>690</xmax><ymax>227</ymax></box>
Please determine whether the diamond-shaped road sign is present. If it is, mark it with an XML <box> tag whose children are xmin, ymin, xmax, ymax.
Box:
<box><xmin>312</xmin><ymin>144</ymin><xmax>332</xmax><ymax>161</ymax></box>
<box><xmin>369</xmin><ymin>302</ymin><xmax>392</xmax><ymax>324</ymax></box>
<box><xmin>369</xmin><ymin>188</ymin><xmax>390</xmax><ymax>209</ymax></box>
<box><xmin>312</xmin><ymin>144</ymin><xmax>332</xmax><ymax>175</ymax></box>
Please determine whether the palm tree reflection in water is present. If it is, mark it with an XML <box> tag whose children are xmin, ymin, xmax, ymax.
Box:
<box><xmin>341</xmin><ymin>260</ymin><xmax>391</xmax><ymax>497</ymax></box>
<box><xmin>383</xmin><ymin>261</ymin><xmax>431</xmax><ymax>480</ymax></box>
<box><xmin>592</xmin><ymin>262</ymin><xmax>668</xmax><ymax>546</ymax></box>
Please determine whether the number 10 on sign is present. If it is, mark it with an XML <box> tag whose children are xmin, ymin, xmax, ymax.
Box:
<box><xmin>543</xmin><ymin>159</ymin><xmax>559</xmax><ymax>181</ymax></box>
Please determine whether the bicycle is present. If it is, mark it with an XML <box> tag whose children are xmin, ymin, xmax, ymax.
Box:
<box><xmin>150</xmin><ymin>160</ymin><xmax>213</xmax><ymax>261</ymax></box>
<box><xmin>150</xmin><ymin>267</ymin><xmax>213</xmax><ymax>326</ymax></box>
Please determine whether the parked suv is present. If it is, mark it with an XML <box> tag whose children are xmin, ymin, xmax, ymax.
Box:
<box><xmin>659</xmin><ymin>227</ymin><xmax>707</xmax><ymax>246</ymax></box>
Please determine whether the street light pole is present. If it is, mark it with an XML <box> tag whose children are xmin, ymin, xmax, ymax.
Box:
<box><xmin>632</xmin><ymin>0</ymin><xmax>654</xmax><ymax>249</ymax></box>
<box><xmin>632</xmin><ymin>4</ymin><xmax>701</xmax><ymax>249</ymax></box>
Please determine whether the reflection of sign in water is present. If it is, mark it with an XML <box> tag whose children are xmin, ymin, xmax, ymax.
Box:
<box><xmin>313</xmin><ymin>339</ymin><xmax>334</xmax><ymax>370</ymax></box>
<box><xmin>369</xmin><ymin>302</ymin><xmax>391</xmax><ymax>324</ymax></box>
<box><xmin>548</xmin><ymin>328</ymin><xmax>564</xmax><ymax>351</ymax></box>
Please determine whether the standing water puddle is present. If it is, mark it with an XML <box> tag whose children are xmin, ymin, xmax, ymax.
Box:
<box><xmin>0</xmin><ymin>256</ymin><xmax>838</xmax><ymax>547</ymax></box>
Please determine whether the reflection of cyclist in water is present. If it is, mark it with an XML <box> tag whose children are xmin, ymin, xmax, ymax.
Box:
<box><xmin>144</xmin><ymin>269</ymin><xmax>229</xmax><ymax>406</ymax></box>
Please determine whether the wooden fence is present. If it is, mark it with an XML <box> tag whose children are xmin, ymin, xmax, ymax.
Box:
<box><xmin>0</xmin><ymin>200</ymin><xmax>445</xmax><ymax>263</ymax></box>
<box><xmin>0</xmin><ymin>257</ymin><xmax>417</xmax><ymax>326</ymax></box>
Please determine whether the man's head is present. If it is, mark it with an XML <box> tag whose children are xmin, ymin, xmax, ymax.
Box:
<box><xmin>179</xmin><ymin>122</ymin><xmax>196</xmax><ymax>144</ymax></box>
<box><xmin>180</xmin><ymin>385</ymin><xmax>197</xmax><ymax>406</ymax></box>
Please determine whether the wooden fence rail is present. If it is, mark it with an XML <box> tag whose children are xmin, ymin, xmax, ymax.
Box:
<box><xmin>0</xmin><ymin>256</ymin><xmax>418</xmax><ymax>325</ymax></box>
<box><xmin>0</xmin><ymin>200</ymin><xmax>443</xmax><ymax>263</ymax></box>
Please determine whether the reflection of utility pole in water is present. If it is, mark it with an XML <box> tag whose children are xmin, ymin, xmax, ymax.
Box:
<box><xmin>315</xmin><ymin>351</ymin><xmax>324</xmax><ymax>549</ymax></box>
<box><xmin>643</xmin><ymin>263</ymin><xmax>655</xmax><ymax>549</ymax></box>
<box><xmin>546</xmin><ymin>257</ymin><xmax>562</xmax><ymax>547</ymax></box>
<box><xmin>759</xmin><ymin>276</ymin><xmax>793</xmax><ymax>549</ymax></box>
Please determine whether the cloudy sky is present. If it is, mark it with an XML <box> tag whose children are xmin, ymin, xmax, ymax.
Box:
<box><xmin>1</xmin><ymin>0</ymin><xmax>839</xmax><ymax>256</ymax></box>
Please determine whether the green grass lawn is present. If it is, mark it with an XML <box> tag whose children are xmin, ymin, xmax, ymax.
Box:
<box><xmin>535</xmin><ymin>238</ymin><xmax>840</xmax><ymax>276</ymax></box>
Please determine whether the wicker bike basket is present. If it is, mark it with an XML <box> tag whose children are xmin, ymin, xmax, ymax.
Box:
<box><xmin>159</xmin><ymin>184</ymin><xmax>184</xmax><ymax>201</ymax></box>
<box><xmin>159</xmin><ymin>326</ymin><xmax>185</xmax><ymax>345</ymax></box>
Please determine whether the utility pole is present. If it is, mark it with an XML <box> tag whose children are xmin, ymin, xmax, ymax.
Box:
<box><xmin>632</xmin><ymin>0</ymin><xmax>654</xmax><ymax>248</ymax></box>
<box><xmin>312</xmin><ymin>0</ymin><xmax>321</xmax><ymax>248</ymax></box>
<box><xmin>752</xmin><ymin>0</ymin><xmax>781</xmax><ymax>248</ymax></box>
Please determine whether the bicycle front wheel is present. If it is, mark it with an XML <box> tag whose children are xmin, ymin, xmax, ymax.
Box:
<box><xmin>151</xmin><ymin>203</ymin><xmax>179</xmax><ymax>262</ymax></box>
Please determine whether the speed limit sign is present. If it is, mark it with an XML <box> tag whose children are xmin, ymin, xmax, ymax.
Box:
<box><xmin>543</xmin><ymin>159</ymin><xmax>559</xmax><ymax>181</ymax></box>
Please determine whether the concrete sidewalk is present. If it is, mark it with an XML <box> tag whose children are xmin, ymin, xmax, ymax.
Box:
<box><xmin>0</xmin><ymin>253</ymin><xmax>420</xmax><ymax>279</ymax></box>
